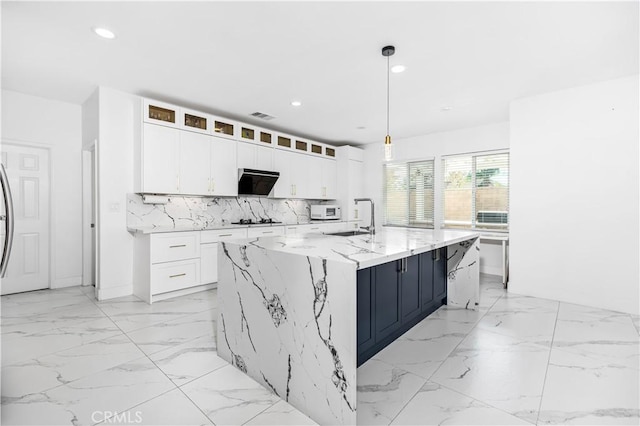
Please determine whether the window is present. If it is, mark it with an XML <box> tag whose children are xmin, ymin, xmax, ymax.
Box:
<box><xmin>442</xmin><ymin>151</ymin><xmax>509</xmax><ymax>230</ymax></box>
<box><xmin>384</xmin><ymin>160</ymin><xmax>434</xmax><ymax>228</ymax></box>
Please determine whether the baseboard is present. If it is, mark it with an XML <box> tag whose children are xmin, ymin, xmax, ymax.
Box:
<box><xmin>51</xmin><ymin>276</ymin><xmax>83</xmax><ymax>288</ymax></box>
<box><xmin>480</xmin><ymin>265</ymin><xmax>501</xmax><ymax>276</ymax></box>
<box><xmin>97</xmin><ymin>283</ymin><xmax>133</xmax><ymax>301</ymax></box>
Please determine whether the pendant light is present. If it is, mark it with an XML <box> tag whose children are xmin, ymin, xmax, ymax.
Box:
<box><xmin>382</xmin><ymin>45</ymin><xmax>395</xmax><ymax>162</ymax></box>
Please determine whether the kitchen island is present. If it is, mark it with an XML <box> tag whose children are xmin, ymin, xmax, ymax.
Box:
<box><xmin>217</xmin><ymin>227</ymin><xmax>479</xmax><ymax>425</ymax></box>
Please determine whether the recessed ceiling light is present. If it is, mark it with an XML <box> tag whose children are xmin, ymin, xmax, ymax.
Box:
<box><xmin>441</xmin><ymin>106</ymin><xmax>453</xmax><ymax>112</ymax></box>
<box><xmin>290</xmin><ymin>100</ymin><xmax>302</xmax><ymax>107</ymax></box>
<box><xmin>93</xmin><ymin>27</ymin><xmax>115</xmax><ymax>39</ymax></box>
<box><xmin>391</xmin><ymin>65</ymin><xmax>406</xmax><ymax>73</ymax></box>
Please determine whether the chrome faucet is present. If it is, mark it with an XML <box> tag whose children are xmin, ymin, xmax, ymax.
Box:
<box><xmin>354</xmin><ymin>198</ymin><xmax>375</xmax><ymax>235</ymax></box>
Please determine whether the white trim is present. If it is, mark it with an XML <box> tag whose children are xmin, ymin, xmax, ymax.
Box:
<box><xmin>442</xmin><ymin>148</ymin><xmax>509</xmax><ymax>158</ymax></box>
<box><xmin>51</xmin><ymin>276</ymin><xmax>82</xmax><ymax>288</ymax></box>
<box><xmin>151</xmin><ymin>283</ymin><xmax>216</xmax><ymax>303</ymax></box>
<box><xmin>97</xmin><ymin>283</ymin><xmax>132</xmax><ymax>301</ymax></box>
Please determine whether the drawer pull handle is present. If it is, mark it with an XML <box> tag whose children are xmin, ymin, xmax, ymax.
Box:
<box><xmin>169</xmin><ymin>244</ymin><xmax>187</xmax><ymax>248</ymax></box>
<box><xmin>169</xmin><ymin>273</ymin><xmax>186</xmax><ymax>278</ymax></box>
<box><xmin>218</xmin><ymin>234</ymin><xmax>233</xmax><ymax>237</ymax></box>
<box><xmin>262</xmin><ymin>231</ymin><xmax>273</xmax><ymax>234</ymax></box>
<box><xmin>311</xmin><ymin>227</ymin><xmax>319</xmax><ymax>230</ymax></box>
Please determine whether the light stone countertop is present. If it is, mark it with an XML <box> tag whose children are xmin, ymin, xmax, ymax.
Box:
<box><xmin>224</xmin><ymin>227</ymin><xmax>479</xmax><ymax>270</ymax></box>
<box><xmin>127</xmin><ymin>220</ymin><xmax>354</xmax><ymax>235</ymax></box>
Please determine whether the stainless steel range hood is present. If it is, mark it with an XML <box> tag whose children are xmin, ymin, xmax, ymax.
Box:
<box><xmin>238</xmin><ymin>169</ymin><xmax>280</xmax><ymax>196</ymax></box>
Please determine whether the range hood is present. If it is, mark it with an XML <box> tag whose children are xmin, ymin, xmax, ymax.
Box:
<box><xmin>238</xmin><ymin>169</ymin><xmax>280</xmax><ymax>196</ymax></box>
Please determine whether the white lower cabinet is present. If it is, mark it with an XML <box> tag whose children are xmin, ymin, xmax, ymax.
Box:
<box><xmin>285</xmin><ymin>222</ymin><xmax>347</xmax><ymax>235</ymax></box>
<box><xmin>134</xmin><ymin>229</ymin><xmax>247</xmax><ymax>304</ymax></box>
<box><xmin>151</xmin><ymin>258</ymin><xmax>201</xmax><ymax>295</ymax></box>
<box><xmin>247</xmin><ymin>226</ymin><xmax>285</xmax><ymax>238</ymax></box>
<box><xmin>200</xmin><ymin>228</ymin><xmax>248</xmax><ymax>285</ymax></box>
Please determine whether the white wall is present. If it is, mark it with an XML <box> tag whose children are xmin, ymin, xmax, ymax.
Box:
<box><xmin>510</xmin><ymin>75</ymin><xmax>639</xmax><ymax>315</ymax></box>
<box><xmin>94</xmin><ymin>87</ymin><xmax>140</xmax><ymax>300</ymax></box>
<box><xmin>1</xmin><ymin>90</ymin><xmax>83</xmax><ymax>287</ymax></box>
<box><xmin>363</xmin><ymin>121</ymin><xmax>510</xmax><ymax>275</ymax></box>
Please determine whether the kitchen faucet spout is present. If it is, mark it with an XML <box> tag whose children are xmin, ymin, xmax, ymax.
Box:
<box><xmin>354</xmin><ymin>198</ymin><xmax>375</xmax><ymax>235</ymax></box>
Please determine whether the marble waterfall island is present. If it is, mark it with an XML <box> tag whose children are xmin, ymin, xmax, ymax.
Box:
<box><xmin>216</xmin><ymin>228</ymin><xmax>480</xmax><ymax>425</ymax></box>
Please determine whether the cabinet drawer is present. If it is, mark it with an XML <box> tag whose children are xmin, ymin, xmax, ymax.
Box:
<box><xmin>201</xmin><ymin>228</ymin><xmax>247</xmax><ymax>244</ymax></box>
<box><xmin>151</xmin><ymin>259</ymin><xmax>201</xmax><ymax>295</ymax></box>
<box><xmin>151</xmin><ymin>232</ymin><xmax>200</xmax><ymax>263</ymax></box>
<box><xmin>247</xmin><ymin>226</ymin><xmax>285</xmax><ymax>238</ymax></box>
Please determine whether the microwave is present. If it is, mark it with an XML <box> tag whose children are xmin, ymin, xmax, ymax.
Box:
<box><xmin>311</xmin><ymin>204</ymin><xmax>341</xmax><ymax>220</ymax></box>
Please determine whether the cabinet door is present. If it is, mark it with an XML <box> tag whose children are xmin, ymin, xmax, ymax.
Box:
<box><xmin>303</xmin><ymin>156</ymin><xmax>322</xmax><ymax>199</ymax></box>
<box><xmin>142</xmin><ymin>123</ymin><xmax>180</xmax><ymax>194</ymax></box>
<box><xmin>255</xmin><ymin>145</ymin><xmax>274</xmax><ymax>170</ymax></box>
<box><xmin>211</xmin><ymin>137</ymin><xmax>238</xmax><ymax>196</ymax></box>
<box><xmin>374</xmin><ymin>260</ymin><xmax>402</xmax><ymax>341</ymax></box>
<box><xmin>350</xmin><ymin>160</ymin><xmax>364</xmax><ymax>220</ymax></box>
<box><xmin>201</xmin><ymin>243</ymin><xmax>218</xmax><ymax>284</ymax></box>
<box><xmin>179</xmin><ymin>131</ymin><xmax>211</xmax><ymax>195</ymax></box>
<box><xmin>357</xmin><ymin>268</ymin><xmax>376</xmax><ymax>353</ymax></box>
<box><xmin>237</xmin><ymin>142</ymin><xmax>256</xmax><ymax>169</ymax></box>
<box><xmin>400</xmin><ymin>255</ymin><xmax>421</xmax><ymax>324</ymax></box>
<box><xmin>420</xmin><ymin>251</ymin><xmax>435</xmax><ymax>311</ymax></box>
<box><xmin>272</xmin><ymin>150</ymin><xmax>293</xmax><ymax>198</ymax></box>
<box><xmin>321</xmin><ymin>159</ymin><xmax>338</xmax><ymax>200</ymax></box>
<box><xmin>433</xmin><ymin>247</ymin><xmax>447</xmax><ymax>301</ymax></box>
<box><xmin>290</xmin><ymin>154</ymin><xmax>311</xmax><ymax>199</ymax></box>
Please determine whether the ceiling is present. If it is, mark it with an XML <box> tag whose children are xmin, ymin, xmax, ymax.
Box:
<box><xmin>2</xmin><ymin>1</ymin><xmax>638</xmax><ymax>145</ymax></box>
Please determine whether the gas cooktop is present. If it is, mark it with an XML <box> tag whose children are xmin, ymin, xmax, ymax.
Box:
<box><xmin>231</xmin><ymin>218</ymin><xmax>282</xmax><ymax>225</ymax></box>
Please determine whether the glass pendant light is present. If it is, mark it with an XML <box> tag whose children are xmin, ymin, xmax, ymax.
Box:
<box><xmin>382</xmin><ymin>45</ymin><xmax>395</xmax><ymax>162</ymax></box>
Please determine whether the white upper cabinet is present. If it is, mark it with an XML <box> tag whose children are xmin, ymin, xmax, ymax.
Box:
<box><xmin>210</xmin><ymin>136</ymin><xmax>237</xmax><ymax>197</ymax></box>
<box><xmin>237</xmin><ymin>141</ymin><xmax>274</xmax><ymax>170</ymax></box>
<box><xmin>272</xmin><ymin>149</ymin><xmax>293</xmax><ymax>198</ymax></box>
<box><xmin>180</xmin><ymin>108</ymin><xmax>211</xmax><ymax>135</ymax></box>
<box><xmin>179</xmin><ymin>131</ymin><xmax>211</xmax><ymax>195</ymax></box>
<box><xmin>211</xmin><ymin>115</ymin><xmax>237</xmax><ymax>139</ymax></box>
<box><xmin>143</xmin><ymin>100</ymin><xmax>179</xmax><ymax>128</ymax></box>
<box><xmin>138</xmin><ymin>97</ymin><xmax>340</xmax><ymax>200</ymax></box>
<box><xmin>321</xmin><ymin>158</ymin><xmax>338</xmax><ymax>200</ymax></box>
<box><xmin>255</xmin><ymin>145</ymin><xmax>274</xmax><ymax>170</ymax></box>
<box><xmin>141</xmin><ymin>123</ymin><xmax>180</xmax><ymax>194</ymax></box>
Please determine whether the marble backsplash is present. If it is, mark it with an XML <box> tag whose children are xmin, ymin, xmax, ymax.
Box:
<box><xmin>126</xmin><ymin>193</ymin><xmax>314</xmax><ymax>229</ymax></box>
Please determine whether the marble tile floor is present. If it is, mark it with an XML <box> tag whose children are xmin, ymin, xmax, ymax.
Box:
<box><xmin>1</xmin><ymin>275</ymin><xmax>638</xmax><ymax>425</ymax></box>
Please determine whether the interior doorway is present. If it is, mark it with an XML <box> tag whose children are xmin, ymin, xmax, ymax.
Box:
<box><xmin>82</xmin><ymin>144</ymin><xmax>97</xmax><ymax>292</ymax></box>
<box><xmin>0</xmin><ymin>142</ymin><xmax>51</xmax><ymax>295</ymax></box>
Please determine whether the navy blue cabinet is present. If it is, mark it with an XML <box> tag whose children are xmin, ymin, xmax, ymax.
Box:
<box><xmin>357</xmin><ymin>268</ymin><xmax>375</xmax><ymax>353</ymax></box>
<box><xmin>420</xmin><ymin>252</ymin><xmax>434</xmax><ymax>310</ymax></box>
<box><xmin>400</xmin><ymin>255</ymin><xmax>421</xmax><ymax>324</ymax></box>
<box><xmin>374</xmin><ymin>260</ymin><xmax>402</xmax><ymax>341</ymax></box>
<box><xmin>433</xmin><ymin>247</ymin><xmax>447</xmax><ymax>301</ymax></box>
<box><xmin>357</xmin><ymin>248</ymin><xmax>448</xmax><ymax>366</ymax></box>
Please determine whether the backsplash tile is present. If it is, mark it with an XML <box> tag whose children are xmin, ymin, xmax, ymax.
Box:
<box><xmin>127</xmin><ymin>194</ymin><xmax>313</xmax><ymax>229</ymax></box>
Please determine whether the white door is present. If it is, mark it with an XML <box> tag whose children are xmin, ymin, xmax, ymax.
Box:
<box><xmin>1</xmin><ymin>144</ymin><xmax>50</xmax><ymax>295</ymax></box>
<box><xmin>179</xmin><ymin>131</ymin><xmax>211</xmax><ymax>195</ymax></box>
<box><xmin>211</xmin><ymin>137</ymin><xmax>237</xmax><ymax>196</ymax></box>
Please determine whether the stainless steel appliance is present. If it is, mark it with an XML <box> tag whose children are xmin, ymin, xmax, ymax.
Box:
<box><xmin>0</xmin><ymin>163</ymin><xmax>15</xmax><ymax>278</ymax></box>
<box><xmin>311</xmin><ymin>204</ymin><xmax>341</xmax><ymax>220</ymax></box>
<box><xmin>238</xmin><ymin>169</ymin><xmax>280</xmax><ymax>196</ymax></box>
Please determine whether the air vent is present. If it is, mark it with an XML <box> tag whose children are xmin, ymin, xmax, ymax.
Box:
<box><xmin>250</xmin><ymin>111</ymin><xmax>276</xmax><ymax>121</ymax></box>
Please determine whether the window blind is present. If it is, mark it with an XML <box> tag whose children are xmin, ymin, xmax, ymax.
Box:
<box><xmin>442</xmin><ymin>151</ymin><xmax>509</xmax><ymax>230</ymax></box>
<box><xmin>384</xmin><ymin>160</ymin><xmax>434</xmax><ymax>228</ymax></box>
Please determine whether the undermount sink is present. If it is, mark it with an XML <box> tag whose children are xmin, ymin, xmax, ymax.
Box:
<box><xmin>325</xmin><ymin>230</ymin><xmax>371</xmax><ymax>237</ymax></box>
